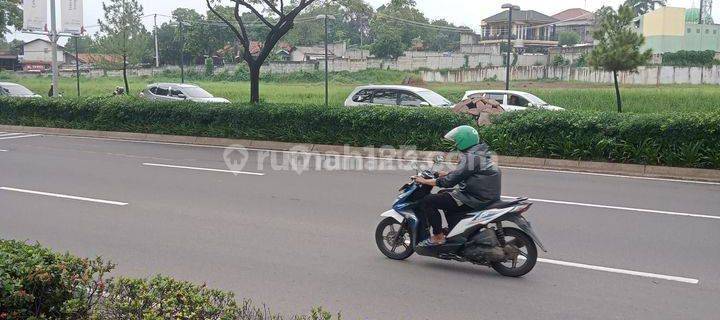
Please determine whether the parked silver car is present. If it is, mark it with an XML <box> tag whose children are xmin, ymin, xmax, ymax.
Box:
<box><xmin>461</xmin><ymin>90</ymin><xmax>565</xmax><ymax>111</ymax></box>
<box><xmin>344</xmin><ymin>85</ymin><xmax>453</xmax><ymax>108</ymax></box>
<box><xmin>139</xmin><ymin>83</ymin><xmax>230</xmax><ymax>103</ymax></box>
<box><xmin>0</xmin><ymin>82</ymin><xmax>41</xmax><ymax>98</ymax></box>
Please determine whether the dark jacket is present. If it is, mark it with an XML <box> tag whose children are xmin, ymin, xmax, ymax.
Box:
<box><xmin>435</xmin><ymin>143</ymin><xmax>501</xmax><ymax>209</ymax></box>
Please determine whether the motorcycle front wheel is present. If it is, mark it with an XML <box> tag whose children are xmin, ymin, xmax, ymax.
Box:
<box><xmin>375</xmin><ymin>217</ymin><xmax>414</xmax><ymax>260</ymax></box>
<box><xmin>490</xmin><ymin>228</ymin><xmax>538</xmax><ymax>277</ymax></box>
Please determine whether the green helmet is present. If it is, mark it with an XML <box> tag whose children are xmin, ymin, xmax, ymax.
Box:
<box><xmin>444</xmin><ymin>125</ymin><xmax>479</xmax><ymax>151</ymax></box>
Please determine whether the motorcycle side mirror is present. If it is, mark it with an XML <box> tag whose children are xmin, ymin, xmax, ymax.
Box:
<box><xmin>409</xmin><ymin>161</ymin><xmax>418</xmax><ymax>171</ymax></box>
<box><xmin>434</xmin><ymin>155</ymin><xmax>444</xmax><ymax>164</ymax></box>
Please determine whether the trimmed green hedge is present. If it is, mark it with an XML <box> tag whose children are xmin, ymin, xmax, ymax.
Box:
<box><xmin>1</xmin><ymin>97</ymin><xmax>718</xmax><ymax>169</ymax></box>
<box><xmin>0</xmin><ymin>239</ymin><xmax>339</xmax><ymax>320</ymax></box>
<box><xmin>0</xmin><ymin>97</ymin><xmax>470</xmax><ymax>151</ymax></box>
<box><xmin>483</xmin><ymin>111</ymin><xmax>720</xmax><ymax>169</ymax></box>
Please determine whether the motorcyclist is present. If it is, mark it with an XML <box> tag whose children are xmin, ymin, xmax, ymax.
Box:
<box><xmin>412</xmin><ymin>125</ymin><xmax>501</xmax><ymax>245</ymax></box>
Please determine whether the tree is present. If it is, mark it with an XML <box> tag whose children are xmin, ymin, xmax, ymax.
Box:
<box><xmin>0</xmin><ymin>0</ymin><xmax>22</xmax><ymax>37</ymax></box>
<box><xmin>623</xmin><ymin>0</ymin><xmax>666</xmax><ymax>16</ymax></box>
<box><xmin>558</xmin><ymin>31</ymin><xmax>581</xmax><ymax>47</ymax></box>
<box><xmin>95</xmin><ymin>0</ymin><xmax>151</xmax><ymax>94</ymax></box>
<box><xmin>0</xmin><ymin>38</ymin><xmax>22</xmax><ymax>54</ymax></box>
<box><xmin>64</xmin><ymin>35</ymin><xmax>97</xmax><ymax>54</ymax></box>
<box><xmin>589</xmin><ymin>5</ymin><xmax>652</xmax><ymax>113</ymax></box>
<box><xmin>370</xmin><ymin>28</ymin><xmax>405</xmax><ymax>58</ymax></box>
<box><xmin>206</xmin><ymin>0</ymin><xmax>317</xmax><ymax>103</ymax></box>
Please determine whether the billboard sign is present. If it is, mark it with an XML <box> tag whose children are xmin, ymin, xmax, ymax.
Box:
<box><xmin>22</xmin><ymin>0</ymin><xmax>48</xmax><ymax>32</ymax></box>
<box><xmin>61</xmin><ymin>0</ymin><xmax>84</xmax><ymax>34</ymax></box>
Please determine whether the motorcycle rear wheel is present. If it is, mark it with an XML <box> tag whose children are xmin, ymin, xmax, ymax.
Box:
<box><xmin>375</xmin><ymin>217</ymin><xmax>414</xmax><ymax>260</ymax></box>
<box><xmin>490</xmin><ymin>228</ymin><xmax>537</xmax><ymax>277</ymax></box>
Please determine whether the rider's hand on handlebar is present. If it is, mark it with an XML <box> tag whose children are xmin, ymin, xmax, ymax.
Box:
<box><xmin>411</xmin><ymin>176</ymin><xmax>436</xmax><ymax>186</ymax></box>
<box><xmin>437</xmin><ymin>171</ymin><xmax>449</xmax><ymax>178</ymax></box>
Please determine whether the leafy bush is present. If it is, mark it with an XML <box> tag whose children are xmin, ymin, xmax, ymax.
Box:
<box><xmin>0</xmin><ymin>97</ymin><xmax>472</xmax><ymax>151</ymax></box>
<box><xmin>0</xmin><ymin>239</ymin><xmax>339</xmax><ymax>320</ymax></box>
<box><xmin>0</xmin><ymin>240</ymin><xmax>113</xmax><ymax>319</ymax></box>
<box><xmin>662</xmin><ymin>50</ymin><xmax>718</xmax><ymax>67</ymax></box>
<box><xmin>1</xmin><ymin>97</ymin><xmax>718</xmax><ymax>168</ymax></box>
<box><xmin>482</xmin><ymin>111</ymin><xmax>720</xmax><ymax>169</ymax></box>
<box><xmin>558</xmin><ymin>31</ymin><xmax>581</xmax><ymax>47</ymax></box>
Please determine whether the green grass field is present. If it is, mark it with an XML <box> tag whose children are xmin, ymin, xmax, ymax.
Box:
<box><xmin>5</xmin><ymin>74</ymin><xmax>720</xmax><ymax>114</ymax></box>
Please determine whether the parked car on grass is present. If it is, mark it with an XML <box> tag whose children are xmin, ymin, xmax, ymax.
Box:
<box><xmin>139</xmin><ymin>83</ymin><xmax>230</xmax><ymax>103</ymax></box>
<box><xmin>344</xmin><ymin>85</ymin><xmax>453</xmax><ymax>108</ymax></box>
<box><xmin>0</xmin><ymin>82</ymin><xmax>41</xmax><ymax>98</ymax></box>
<box><xmin>461</xmin><ymin>90</ymin><xmax>565</xmax><ymax>111</ymax></box>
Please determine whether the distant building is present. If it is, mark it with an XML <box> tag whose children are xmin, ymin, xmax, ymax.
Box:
<box><xmin>479</xmin><ymin>9</ymin><xmax>559</xmax><ymax>53</ymax></box>
<box><xmin>552</xmin><ymin>8</ymin><xmax>595</xmax><ymax>44</ymax></box>
<box><xmin>19</xmin><ymin>39</ymin><xmax>75</xmax><ymax>72</ymax></box>
<box><xmin>0</xmin><ymin>51</ymin><xmax>19</xmax><ymax>70</ymax></box>
<box><xmin>290</xmin><ymin>42</ymin><xmax>346</xmax><ymax>61</ymax></box>
<box><xmin>635</xmin><ymin>6</ymin><xmax>720</xmax><ymax>53</ymax></box>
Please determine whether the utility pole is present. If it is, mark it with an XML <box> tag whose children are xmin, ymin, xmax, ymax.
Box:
<box><xmin>154</xmin><ymin>14</ymin><xmax>160</xmax><ymax>67</ymax></box>
<box><xmin>179</xmin><ymin>21</ymin><xmax>185</xmax><ymax>84</ymax></box>
<box><xmin>75</xmin><ymin>36</ymin><xmax>80</xmax><ymax>97</ymax></box>
<box><xmin>324</xmin><ymin>15</ymin><xmax>328</xmax><ymax>108</ymax></box>
<box><xmin>501</xmin><ymin>3</ymin><xmax>519</xmax><ymax>91</ymax></box>
<box><xmin>316</xmin><ymin>14</ymin><xmax>335</xmax><ymax>108</ymax></box>
<box><xmin>49</xmin><ymin>0</ymin><xmax>59</xmax><ymax>97</ymax></box>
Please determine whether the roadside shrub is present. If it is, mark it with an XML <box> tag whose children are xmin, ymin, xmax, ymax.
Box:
<box><xmin>662</xmin><ymin>50</ymin><xmax>718</xmax><ymax>67</ymax></box>
<box><xmin>0</xmin><ymin>239</ymin><xmax>339</xmax><ymax>320</ymax></box>
<box><xmin>0</xmin><ymin>97</ymin><xmax>472</xmax><ymax>151</ymax></box>
<box><xmin>1</xmin><ymin>97</ymin><xmax>718</xmax><ymax>168</ymax></box>
<box><xmin>482</xmin><ymin>110</ymin><xmax>720</xmax><ymax>168</ymax></box>
<box><xmin>0</xmin><ymin>240</ymin><xmax>113</xmax><ymax>319</ymax></box>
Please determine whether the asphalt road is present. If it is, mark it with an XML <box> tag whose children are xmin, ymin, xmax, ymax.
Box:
<box><xmin>1</xmin><ymin>132</ymin><xmax>719</xmax><ymax>320</ymax></box>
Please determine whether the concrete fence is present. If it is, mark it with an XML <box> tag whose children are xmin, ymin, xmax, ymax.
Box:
<box><xmin>420</xmin><ymin>66</ymin><xmax>720</xmax><ymax>85</ymax></box>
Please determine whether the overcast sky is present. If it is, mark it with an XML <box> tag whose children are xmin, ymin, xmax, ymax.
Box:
<box><xmin>8</xmin><ymin>0</ymin><xmax>717</xmax><ymax>44</ymax></box>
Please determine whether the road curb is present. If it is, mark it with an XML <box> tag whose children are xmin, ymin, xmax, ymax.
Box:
<box><xmin>3</xmin><ymin>125</ymin><xmax>719</xmax><ymax>183</ymax></box>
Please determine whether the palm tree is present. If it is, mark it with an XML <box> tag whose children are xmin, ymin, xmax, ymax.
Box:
<box><xmin>624</xmin><ymin>0</ymin><xmax>667</xmax><ymax>16</ymax></box>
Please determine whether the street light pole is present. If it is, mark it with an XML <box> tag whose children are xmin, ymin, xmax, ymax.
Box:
<box><xmin>49</xmin><ymin>0</ymin><xmax>59</xmax><ymax>97</ymax></box>
<box><xmin>179</xmin><ymin>21</ymin><xmax>185</xmax><ymax>84</ymax></box>
<box><xmin>154</xmin><ymin>14</ymin><xmax>160</xmax><ymax>68</ymax></box>
<box><xmin>502</xmin><ymin>3</ymin><xmax>519</xmax><ymax>91</ymax></box>
<box><xmin>316</xmin><ymin>14</ymin><xmax>335</xmax><ymax>108</ymax></box>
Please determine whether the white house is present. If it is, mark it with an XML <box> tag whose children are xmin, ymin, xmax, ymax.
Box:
<box><xmin>19</xmin><ymin>39</ymin><xmax>74</xmax><ymax>72</ymax></box>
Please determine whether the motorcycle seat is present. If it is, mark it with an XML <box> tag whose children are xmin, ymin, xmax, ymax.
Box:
<box><xmin>484</xmin><ymin>197</ymin><xmax>528</xmax><ymax>210</ymax></box>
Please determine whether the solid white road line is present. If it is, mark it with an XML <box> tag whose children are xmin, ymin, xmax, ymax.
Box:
<box><xmin>523</xmin><ymin>257</ymin><xmax>699</xmax><ymax>284</ymax></box>
<box><xmin>503</xmin><ymin>196</ymin><xmax>720</xmax><ymax>220</ymax></box>
<box><xmin>0</xmin><ymin>149</ymin><xmax>7</xmax><ymax>152</ymax></box>
<box><xmin>0</xmin><ymin>134</ymin><xmax>41</xmax><ymax>140</ymax></box>
<box><xmin>0</xmin><ymin>187</ymin><xmax>128</xmax><ymax>206</ymax></box>
<box><xmin>142</xmin><ymin>163</ymin><xmax>265</xmax><ymax>176</ymax></box>
<box><xmin>0</xmin><ymin>132</ymin><xmax>24</xmax><ymax>137</ymax></box>
<box><xmin>501</xmin><ymin>165</ymin><xmax>720</xmax><ymax>186</ymax></box>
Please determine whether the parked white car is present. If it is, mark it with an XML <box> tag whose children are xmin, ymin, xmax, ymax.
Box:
<box><xmin>0</xmin><ymin>82</ymin><xmax>41</xmax><ymax>98</ymax></box>
<box><xmin>344</xmin><ymin>85</ymin><xmax>453</xmax><ymax>108</ymax></box>
<box><xmin>139</xmin><ymin>83</ymin><xmax>230</xmax><ymax>103</ymax></box>
<box><xmin>461</xmin><ymin>90</ymin><xmax>565</xmax><ymax>111</ymax></box>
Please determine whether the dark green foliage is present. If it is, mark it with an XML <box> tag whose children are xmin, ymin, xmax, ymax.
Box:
<box><xmin>558</xmin><ymin>31</ymin><xmax>581</xmax><ymax>47</ymax></box>
<box><xmin>0</xmin><ymin>97</ymin><xmax>472</xmax><ymax>151</ymax></box>
<box><xmin>662</xmin><ymin>50</ymin><xmax>718</xmax><ymax>67</ymax></box>
<box><xmin>1</xmin><ymin>98</ymin><xmax>717</xmax><ymax>168</ymax></box>
<box><xmin>0</xmin><ymin>239</ymin><xmax>340</xmax><ymax>320</ymax></box>
<box><xmin>482</xmin><ymin>111</ymin><xmax>720</xmax><ymax>169</ymax></box>
<box><xmin>0</xmin><ymin>240</ymin><xmax>113</xmax><ymax>319</ymax></box>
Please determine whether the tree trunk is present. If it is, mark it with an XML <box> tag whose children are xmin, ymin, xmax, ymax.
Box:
<box><xmin>249</xmin><ymin>64</ymin><xmax>261</xmax><ymax>104</ymax></box>
<box><xmin>613</xmin><ymin>70</ymin><xmax>622</xmax><ymax>113</ymax></box>
<box><xmin>123</xmin><ymin>54</ymin><xmax>129</xmax><ymax>95</ymax></box>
